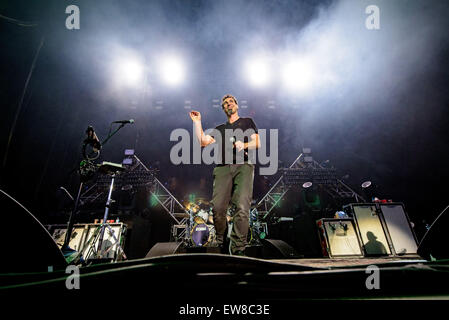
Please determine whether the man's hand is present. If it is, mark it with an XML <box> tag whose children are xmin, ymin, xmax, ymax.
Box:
<box><xmin>235</xmin><ymin>140</ymin><xmax>245</xmax><ymax>152</ymax></box>
<box><xmin>189</xmin><ymin>110</ymin><xmax>201</xmax><ymax>122</ymax></box>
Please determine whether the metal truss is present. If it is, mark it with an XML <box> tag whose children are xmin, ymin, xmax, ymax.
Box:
<box><xmin>131</xmin><ymin>156</ymin><xmax>188</xmax><ymax>226</ymax></box>
<box><xmin>79</xmin><ymin>154</ymin><xmax>188</xmax><ymax>238</ymax></box>
<box><xmin>252</xmin><ymin>152</ymin><xmax>365</xmax><ymax>221</ymax></box>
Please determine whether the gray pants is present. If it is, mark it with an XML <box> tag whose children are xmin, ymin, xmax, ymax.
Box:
<box><xmin>211</xmin><ymin>164</ymin><xmax>254</xmax><ymax>253</ymax></box>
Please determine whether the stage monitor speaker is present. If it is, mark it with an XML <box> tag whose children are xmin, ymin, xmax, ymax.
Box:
<box><xmin>379</xmin><ymin>203</ymin><xmax>418</xmax><ymax>256</ymax></box>
<box><xmin>145</xmin><ymin>242</ymin><xmax>184</xmax><ymax>258</ymax></box>
<box><xmin>0</xmin><ymin>190</ymin><xmax>66</xmax><ymax>272</ymax></box>
<box><xmin>418</xmin><ymin>205</ymin><xmax>449</xmax><ymax>260</ymax></box>
<box><xmin>261</xmin><ymin>239</ymin><xmax>301</xmax><ymax>259</ymax></box>
<box><xmin>344</xmin><ymin>204</ymin><xmax>391</xmax><ymax>256</ymax></box>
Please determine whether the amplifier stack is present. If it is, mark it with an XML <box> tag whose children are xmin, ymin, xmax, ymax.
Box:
<box><xmin>317</xmin><ymin>203</ymin><xmax>419</xmax><ymax>258</ymax></box>
<box><xmin>46</xmin><ymin>222</ymin><xmax>127</xmax><ymax>262</ymax></box>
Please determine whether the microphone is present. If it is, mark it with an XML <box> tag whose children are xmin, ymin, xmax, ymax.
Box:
<box><xmin>230</xmin><ymin>137</ymin><xmax>247</xmax><ymax>156</ymax></box>
<box><xmin>112</xmin><ymin>119</ymin><xmax>135</xmax><ymax>124</ymax></box>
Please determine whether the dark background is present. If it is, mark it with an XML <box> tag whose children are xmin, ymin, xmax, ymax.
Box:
<box><xmin>1</xmin><ymin>0</ymin><xmax>448</xmax><ymax>257</ymax></box>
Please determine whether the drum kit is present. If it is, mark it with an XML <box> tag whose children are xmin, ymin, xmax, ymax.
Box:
<box><xmin>183</xmin><ymin>199</ymin><xmax>232</xmax><ymax>247</ymax></box>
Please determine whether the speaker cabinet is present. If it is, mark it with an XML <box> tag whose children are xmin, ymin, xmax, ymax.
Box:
<box><xmin>379</xmin><ymin>203</ymin><xmax>418</xmax><ymax>256</ymax></box>
<box><xmin>317</xmin><ymin>218</ymin><xmax>363</xmax><ymax>258</ymax></box>
<box><xmin>49</xmin><ymin>224</ymin><xmax>87</xmax><ymax>251</ymax></box>
<box><xmin>344</xmin><ymin>204</ymin><xmax>391</xmax><ymax>256</ymax></box>
<box><xmin>261</xmin><ymin>239</ymin><xmax>301</xmax><ymax>259</ymax></box>
<box><xmin>47</xmin><ymin>223</ymin><xmax>127</xmax><ymax>261</ymax></box>
<box><xmin>80</xmin><ymin>223</ymin><xmax>127</xmax><ymax>261</ymax></box>
<box><xmin>0</xmin><ymin>190</ymin><xmax>66</xmax><ymax>272</ymax></box>
<box><xmin>145</xmin><ymin>242</ymin><xmax>184</xmax><ymax>258</ymax></box>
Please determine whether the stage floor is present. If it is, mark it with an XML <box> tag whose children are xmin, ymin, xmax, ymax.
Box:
<box><xmin>270</xmin><ymin>256</ymin><xmax>426</xmax><ymax>269</ymax></box>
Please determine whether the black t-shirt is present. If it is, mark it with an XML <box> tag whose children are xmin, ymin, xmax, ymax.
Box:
<box><xmin>212</xmin><ymin>117</ymin><xmax>258</xmax><ymax>165</ymax></box>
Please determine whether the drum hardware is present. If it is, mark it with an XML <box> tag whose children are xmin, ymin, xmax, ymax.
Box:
<box><xmin>183</xmin><ymin>199</ymin><xmax>217</xmax><ymax>247</ymax></box>
<box><xmin>184</xmin><ymin>200</ymin><xmax>265</xmax><ymax>248</ymax></box>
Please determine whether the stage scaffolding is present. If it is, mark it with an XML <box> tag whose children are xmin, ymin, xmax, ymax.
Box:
<box><xmin>78</xmin><ymin>150</ymin><xmax>364</xmax><ymax>244</ymax></box>
<box><xmin>78</xmin><ymin>154</ymin><xmax>189</xmax><ymax>240</ymax></box>
<box><xmin>251</xmin><ymin>151</ymin><xmax>366</xmax><ymax>221</ymax></box>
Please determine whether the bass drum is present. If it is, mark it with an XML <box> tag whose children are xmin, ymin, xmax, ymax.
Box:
<box><xmin>190</xmin><ymin>223</ymin><xmax>216</xmax><ymax>247</ymax></box>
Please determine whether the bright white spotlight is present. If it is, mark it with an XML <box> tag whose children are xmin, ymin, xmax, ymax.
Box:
<box><xmin>245</xmin><ymin>58</ymin><xmax>270</xmax><ymax>87</ymax></box>
<box><xmin>282</xmin><ymin>59</ymin><xmax>315</xmax><ymax>92</ymax></box>
<box><xmin>117</xmin><ymin>58</ymin><xmax>144</xmax><ymax>86</ymax></box>
<box><xmin>160</xmin><ymin>56</ymin><xmax>185</xmax><ymax>86</ymax></box>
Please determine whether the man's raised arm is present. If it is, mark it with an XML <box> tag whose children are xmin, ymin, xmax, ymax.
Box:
<box><xmin>189</xmin><ymin>110</ymin><xmax>215</xmax><ymax>147</ymax></box>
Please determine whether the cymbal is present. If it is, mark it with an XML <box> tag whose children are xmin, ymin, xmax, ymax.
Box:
<box><xmin>183</xmin><ymin>201</ymin><xmax>199</xmax><ymax>212</ymax></box>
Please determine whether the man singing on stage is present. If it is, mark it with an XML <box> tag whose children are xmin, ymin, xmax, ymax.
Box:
<box><xmin>189</xmin><ymin>94</ymin><xmax>260</xmax><ymax>256</ymax></box>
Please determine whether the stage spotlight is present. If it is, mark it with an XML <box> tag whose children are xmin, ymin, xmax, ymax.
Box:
<box><xmin>244</xmin><ymin>58</ymin><xmax>270</xmax><ymax>87</ymax></box>
<box><xmin>281</xmin><ymin>59</ymin><xmax>314</xmax><ymax>92</ymax></box>
<box><xmin>160</xmin><ymin>56</ymin><xmax>185</xmax><ymax>86</ymax></box>
<box><xmin>361</xmin><ymin>181</ymin><xmax>372</xmax><ymax>189</ymax></box>
<box><xmin>361</xmin><ymin>180</ymin><xmax>375</xmax><ymax>201</ymax></box>
<box><xmin>117</xmin><ymin>58</ymin><xmax>144</xmax><ymax>86</ymax></box>
<box><xmin>302</xmin><ymin>182</ymin><xmax>313</xmax><ymax>188</ymax></box>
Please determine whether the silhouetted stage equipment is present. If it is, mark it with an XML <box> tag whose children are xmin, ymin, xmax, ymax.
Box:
<box><xmin>317</xmin><ymin>218</ymin><xmax>363</xmax><ymax>258</ymax></box>
<box><xmin>344</xmin><ymin>203</ymin><xmax>419</xmax><ymax>257</ymax></box>
<box><xmin>145</xmin><ymin>239</ymin><xmax>300</xmax><ymax>259</ymax></box>
<box><xmin>0</xmin><ymin>190</ymin><xmax>66</xmax><ymax>273</ymax></box>
<box><xmin>418</xmin><ymin>205</ymin><xmax>449</xmax><ymax>260</ymax></box>
<box><xmin>47</xmin><ymin>223</ymin><xmax>127</xmax><ymax>262</ymax></box>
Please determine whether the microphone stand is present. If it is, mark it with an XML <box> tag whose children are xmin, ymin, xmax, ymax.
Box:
<box><xmin>61</xmin><ymin>122</ymin><xmax>131</xmax><ymax>260</ymax></box>
<box><xmin>101</xmin><ymin>122</ymin><xmax>126</xmax><ymax>146</ymax></box>
<box><xmin>61</xmin><ymin>183</ymin><xmax>84</xmax><ymax>253</ymax></box>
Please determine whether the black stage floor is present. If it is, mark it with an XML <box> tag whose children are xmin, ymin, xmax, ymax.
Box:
<box><xmin>1</xmin><ymin>253</ymin><xmax>447</xmax><ymax>298</ymax></box>
<box><xmin>1</xmin><ymin>252</ymin><xmax>448</xmax><ymax>318</ymax></box>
